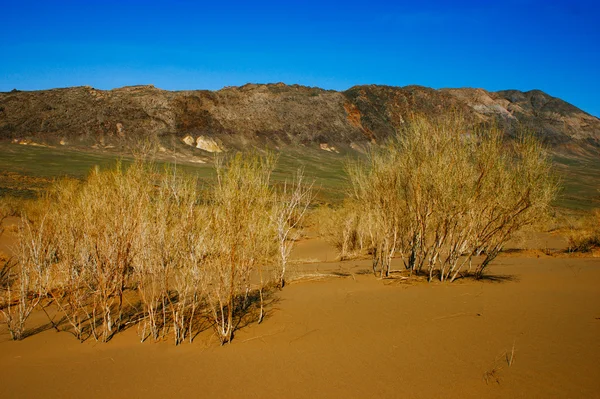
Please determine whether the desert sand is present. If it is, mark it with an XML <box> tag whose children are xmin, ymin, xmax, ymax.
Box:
<box><xmin>1</xmin><ymin>223</ymin><xmax>599</xmax><ymax>399</ymax></box>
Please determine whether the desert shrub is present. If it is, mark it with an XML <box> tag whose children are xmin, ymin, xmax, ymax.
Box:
<box><xmin>202</xmin><ymin>155</ymin><xmax>311</xmax><ymax>343</ymax></box>
<box><xmin>567</xmin><ymin>210</ymin><xmax>600</xmax><ymax>252</ymax></box>
<box><xmin>0</xmin><ymin>163</ymin><xmax>158</xmax><ymax>341</ymax></box>
<box><xmin>135</xmin><ymin>167</ymin><xmax>205</xmax><ymax>344</ymax></box>
<box><xmin>0</xmin><ymin>197</ymin><xmax>8</xmax><ymax>241</ymax></box>
<box><xmin>51</xmin><ymin>162</ymin><xmax>153</xmax><ymax>341</ymax></box>
<box><xmin>1</xmin><ymin>153</ymin><xmax>311</xmax><ymax>344</ymax></box>
<box><xmin>0</xmin><ymin>255</ymin><xmax>11</xmax><ymax>302</ymax></box>
<box><xmin>76</xmin><ymin>163</ymin><xmax>151</xmax><ymax>341</ymax></box>
<box><xmin>0</xmin><ymin>212</ymin><xmax>56</xmax><ymax>340</ymax></box>
<box><xmin>48</xmin><ymin>178</ymin><xmax>94</xmax><ymax>341</ymax></box>
<box><xmin>49</xmin><ymin>163</ymin><xmax>208</xmax><ymax>343</ymax></box>
<box><xmin>312</xmin><ymin>202</ymin><xmax>369</xmax><ymax>260</ymax></box>
<box><xmin>203</xmin><ymin>153</ymin><xmax>278</xmax><ymax>344</ymax></box>
<box><xmin>0</xmin><ymin>195</ymin><xmax>43</xmax><ymax>223</ymax></box>
<box><xmin>347</xmin><ymin>116</ymin><xmax>558</xmax><ymax>281</ymax></box>
<box><xmin>0</xmin><ymin>198</ymin><xmax>10</xmax><ymax>232</ymax></box>
<box><xmin>272</xmin><ymin>169</ymin><xmax>313</xmax><ymax>288</ymax></box>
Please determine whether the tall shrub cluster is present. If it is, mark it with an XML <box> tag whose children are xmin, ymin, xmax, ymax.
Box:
<box><xmin>347</xmin><ymin>116</ymin><xmax>558</xmax><ymax>281</ymax></box>
<box><xmin>0</xmin><ymin>154</ymin><xmax>311</xmax><ymax>343</ymax></box>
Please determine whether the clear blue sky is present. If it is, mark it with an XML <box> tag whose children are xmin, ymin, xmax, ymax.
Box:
<box><xmin>1</xmin><ymin>0</ymin><xmax>598</xmax><ymax>116</ymax></box>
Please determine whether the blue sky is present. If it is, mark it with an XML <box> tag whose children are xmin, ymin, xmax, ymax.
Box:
<box><xmin>1</xmin><ymin>0</ymin><xmax>599</xmax><ymax>116</ymax></box>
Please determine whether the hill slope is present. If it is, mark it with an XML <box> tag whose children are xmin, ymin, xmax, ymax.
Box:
<box><xmin>1</xmin><ymin>83</ymin><xmax>599</xmax><ymax>155</ymax></box>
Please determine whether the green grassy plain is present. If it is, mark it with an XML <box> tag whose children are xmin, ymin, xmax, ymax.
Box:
<box><xmin>0</xmin><ymin>143</ymin><xmax>352</xmax><ymax>203</ymax></box>
<box><xmin>0</xmin><ymin>142</ymin><xmax>599</xmax><ymax>210</ymax></box>
<box><xmin>552</xmin><ymin>154</ymin><xmax>600</xmax><ymax>210</ymax></box>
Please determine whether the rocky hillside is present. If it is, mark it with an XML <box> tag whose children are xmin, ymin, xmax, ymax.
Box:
<box><xmin>1</xmin><ymin>83</ymin><xmax>598</xmax><ymax>155</ymax></box>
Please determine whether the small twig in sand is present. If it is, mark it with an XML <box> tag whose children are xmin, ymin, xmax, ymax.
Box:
<box><xmin>240</xmin><ymin>327</ymin><xmax>286</xmax><ymax>344</ymax></box>
<box><xmin>433</xmin><ymin>312</ymin><xmax>481</xmax><ymax>321</ymax></box>
<box><xmin>383</xmin><ymin>275</ymin><xmax>410</xmax><ymax>280</ymax></box>
<box><xmin>459</xmin><ymin>291</ymin><xmax>483</xmax><ymax>298</ymax></box>
<box><xmin>506</xmin><ymin>340</ymin><xmax>516</xmax><ymax>367</ymax></box>
<box><xmin>289</xmin><ymin>328</ymin><xmax>319</xmax><ymax>345</ymax></box>
<box><xmin>288</xmin><ymin>273</ymin><xmax>347</xmax><ymax>284</ymax></box>
<box><xmin>484</xmin><ymin>340</ymin><xmax>516</xmax><ymax>385</ymax></box>
<box><xmin>483</xmin><ymin>367</ymin><xmax>502</xmax><ymax>385</ymax></box>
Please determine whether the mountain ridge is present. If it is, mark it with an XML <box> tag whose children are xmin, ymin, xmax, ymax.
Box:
<box><xmin>1</xmin><ymin>83</ymin><xmax>598</xmax><ymax>156</ymax></box>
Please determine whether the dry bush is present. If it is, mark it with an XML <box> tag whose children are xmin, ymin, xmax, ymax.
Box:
<box><xmin>48</xmin><ymin>179</ymin><xmax>95</xmax><ymax>341</ymax></box>
<box><xmin>1</xmin><ymin>153</ymin><xmax>311</xmax><ymax>344</ymax></box>
<box><xmin>136</xmin><ymin>167</ymin><xmax>206</xmax><ymax>344</ymax></box>
<box><xmin>0</xmin><ymin>198</ymin><xmax>10</xmax><ymax>237</ymax></box>
<box><xmin>48</xmin><ymin>163</ymin><xmax>153</xmax><ymax>341</ymax></box>
<box><xmin>567</xmin><ymin>209</ymin><xmax>600</xmax><ymax>252</ymax></box>
<box><xmin>0</xmin><ymin>197</ymin><xmax>10</xmax><ymax>287</ymax></box>
<box><xmin>347</xmin><ymin>116</ymin><xmax>558</xmax><ymax>281</ymax></box>
<box><xmin>1</xmin><ymin>165</ymin><xmax>155</xmax><ymax>342</ymax></box>
<box><xmin>273</xmin><ymin>169</ymin><xmax>313</xmax><ymax>288</ymax></box>
<box><xmin>0</xmin><ymin>196</ymin><xmax>25</xmax><ymax>221</ymax></box>
<box><xmin>46</xmin><ymin>163</ymin><xmax>206</xmax><ymax>344</ymax></box>
<box><xmin>202</xmin><ymin>154</ymin><xmax>311</xmax><ymax>342</ymax></box>
<box><xmin>73</xmin><ymin>162</ymin><xmax>150</xmax><ymax>341</ymax></box>
<box><xmin>0</xmin><ymin>212</ymin><xmax>56</xmax><ymax>340</ymax></box>
<box><xmin>312</xmin><ymin>202</ymin><xmax>369</xmax><ymax>260</ymax></box>
<box><xmin>203</xmin><ymin>153</ymin><xmax>277</xmax><ymax>344</ymax></box>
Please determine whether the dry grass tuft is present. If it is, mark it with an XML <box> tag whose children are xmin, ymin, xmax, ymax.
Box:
<box><xmin>567</xmin><ymin>209</ymin><xmax>600</xmax><ymax>252</ymax></box>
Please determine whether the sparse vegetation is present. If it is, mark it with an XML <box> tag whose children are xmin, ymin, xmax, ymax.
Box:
<box><xmin>311</xmin><ymin>201</ymin><xmax>368</xmax><ymax>260</ymax></box>
<box><xmin>1</xmin><ymin>212</ymin><xmax>55</xmax><ymax>340</ymax></box>
<box><xmin>0</xmin><ymin>154</ymin><xmax>312</xmax><ymax>343</ymax></box>
<box><xmin>204</xmin><ymin>153</ymin><xmax>277</xmax><ymax>343</ymax></box>
<box><xmin>273</xmin><ymin>169</ymin><xmax>313</xmax><ymax>288</ymax></box>
<box><xmin>567</xmin><ymin>209</ymin><xmax>600</xmax><ymax>252</ymax></box>
<box><xmin>0</xmin><ymin>115</ymin><xmax>572</xmax><ymax>351</ymax></box>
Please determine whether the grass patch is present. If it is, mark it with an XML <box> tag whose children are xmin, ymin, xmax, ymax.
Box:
<box><xmin>0</xmin><ymin>142</ymin><xmax>352</xmax><ymax>203</ymax></box>
<box><xmin>1</xmin><ymin>142</ymin><xmax>599</xmax><ymax>210</ymax></box>
<box><xmin>552</xmin><ymin>154</ymin><xmax>600</xmax><ymax>210</ymax></box>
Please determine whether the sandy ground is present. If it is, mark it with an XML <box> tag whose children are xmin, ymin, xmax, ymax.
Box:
<box><xmin>0</xmin><ymin>223</ymin><xmax>599</xmax><ymax>398</ymax></box>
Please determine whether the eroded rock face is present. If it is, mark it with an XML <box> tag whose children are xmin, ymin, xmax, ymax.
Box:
<box><xmin>0</xmin><ymin>83</ymin><xmax>598</xmax><ymax>154</ymax></box>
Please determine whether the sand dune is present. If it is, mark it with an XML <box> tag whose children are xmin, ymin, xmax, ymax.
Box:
<box><xmin>1</xmin><ymin>227</ymin><xmax>599</xmax><ymax>398</ymax></box>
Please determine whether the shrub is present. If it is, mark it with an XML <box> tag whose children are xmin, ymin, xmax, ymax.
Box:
<box><xmin>312</xmin><ymin>202</ymin><xmax>368</xmax><ymax>260</ymax></box>
<box><xmin>134</xmin><ymin>167</ymin><xmax>203</xmax><ymax>344</ymax></box>
<box><xmin>0</xmin><ymin>153</ymin><xmax>312</xmax><ymax>344</ymax></box>
<box><xmin>0</xmin><ymin>208</ymin><xmax>57</xmax><ymax>340</ymax></box>
<box><xmin>567</xmin><ymin>210</ymin><xmax>600</xmax><ymax>252</ymax></box>
<box><xmin>202</xmin><ymin>153</ymin><xmax>277</xmax><ymax>343</ymax></box>
<box><xmin>43</xmin><ymin>162</ymin><xmax>153</xmax><ymax>341</ymax></box>
<box><xmin>272</xmin><ymin>169</ymin><xmax>313</xmax><ymax>288</ymax></box>
<box><xmin>347</xmin><ymin>116</ymin><xmax>558</xmax><ymax>281</ymax></box>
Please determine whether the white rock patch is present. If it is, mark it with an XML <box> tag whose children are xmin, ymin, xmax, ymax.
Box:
<box><xmin>196</xmin><ymin>136</ymin><xmax>223</xmax><ymax>153</ymax></box>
